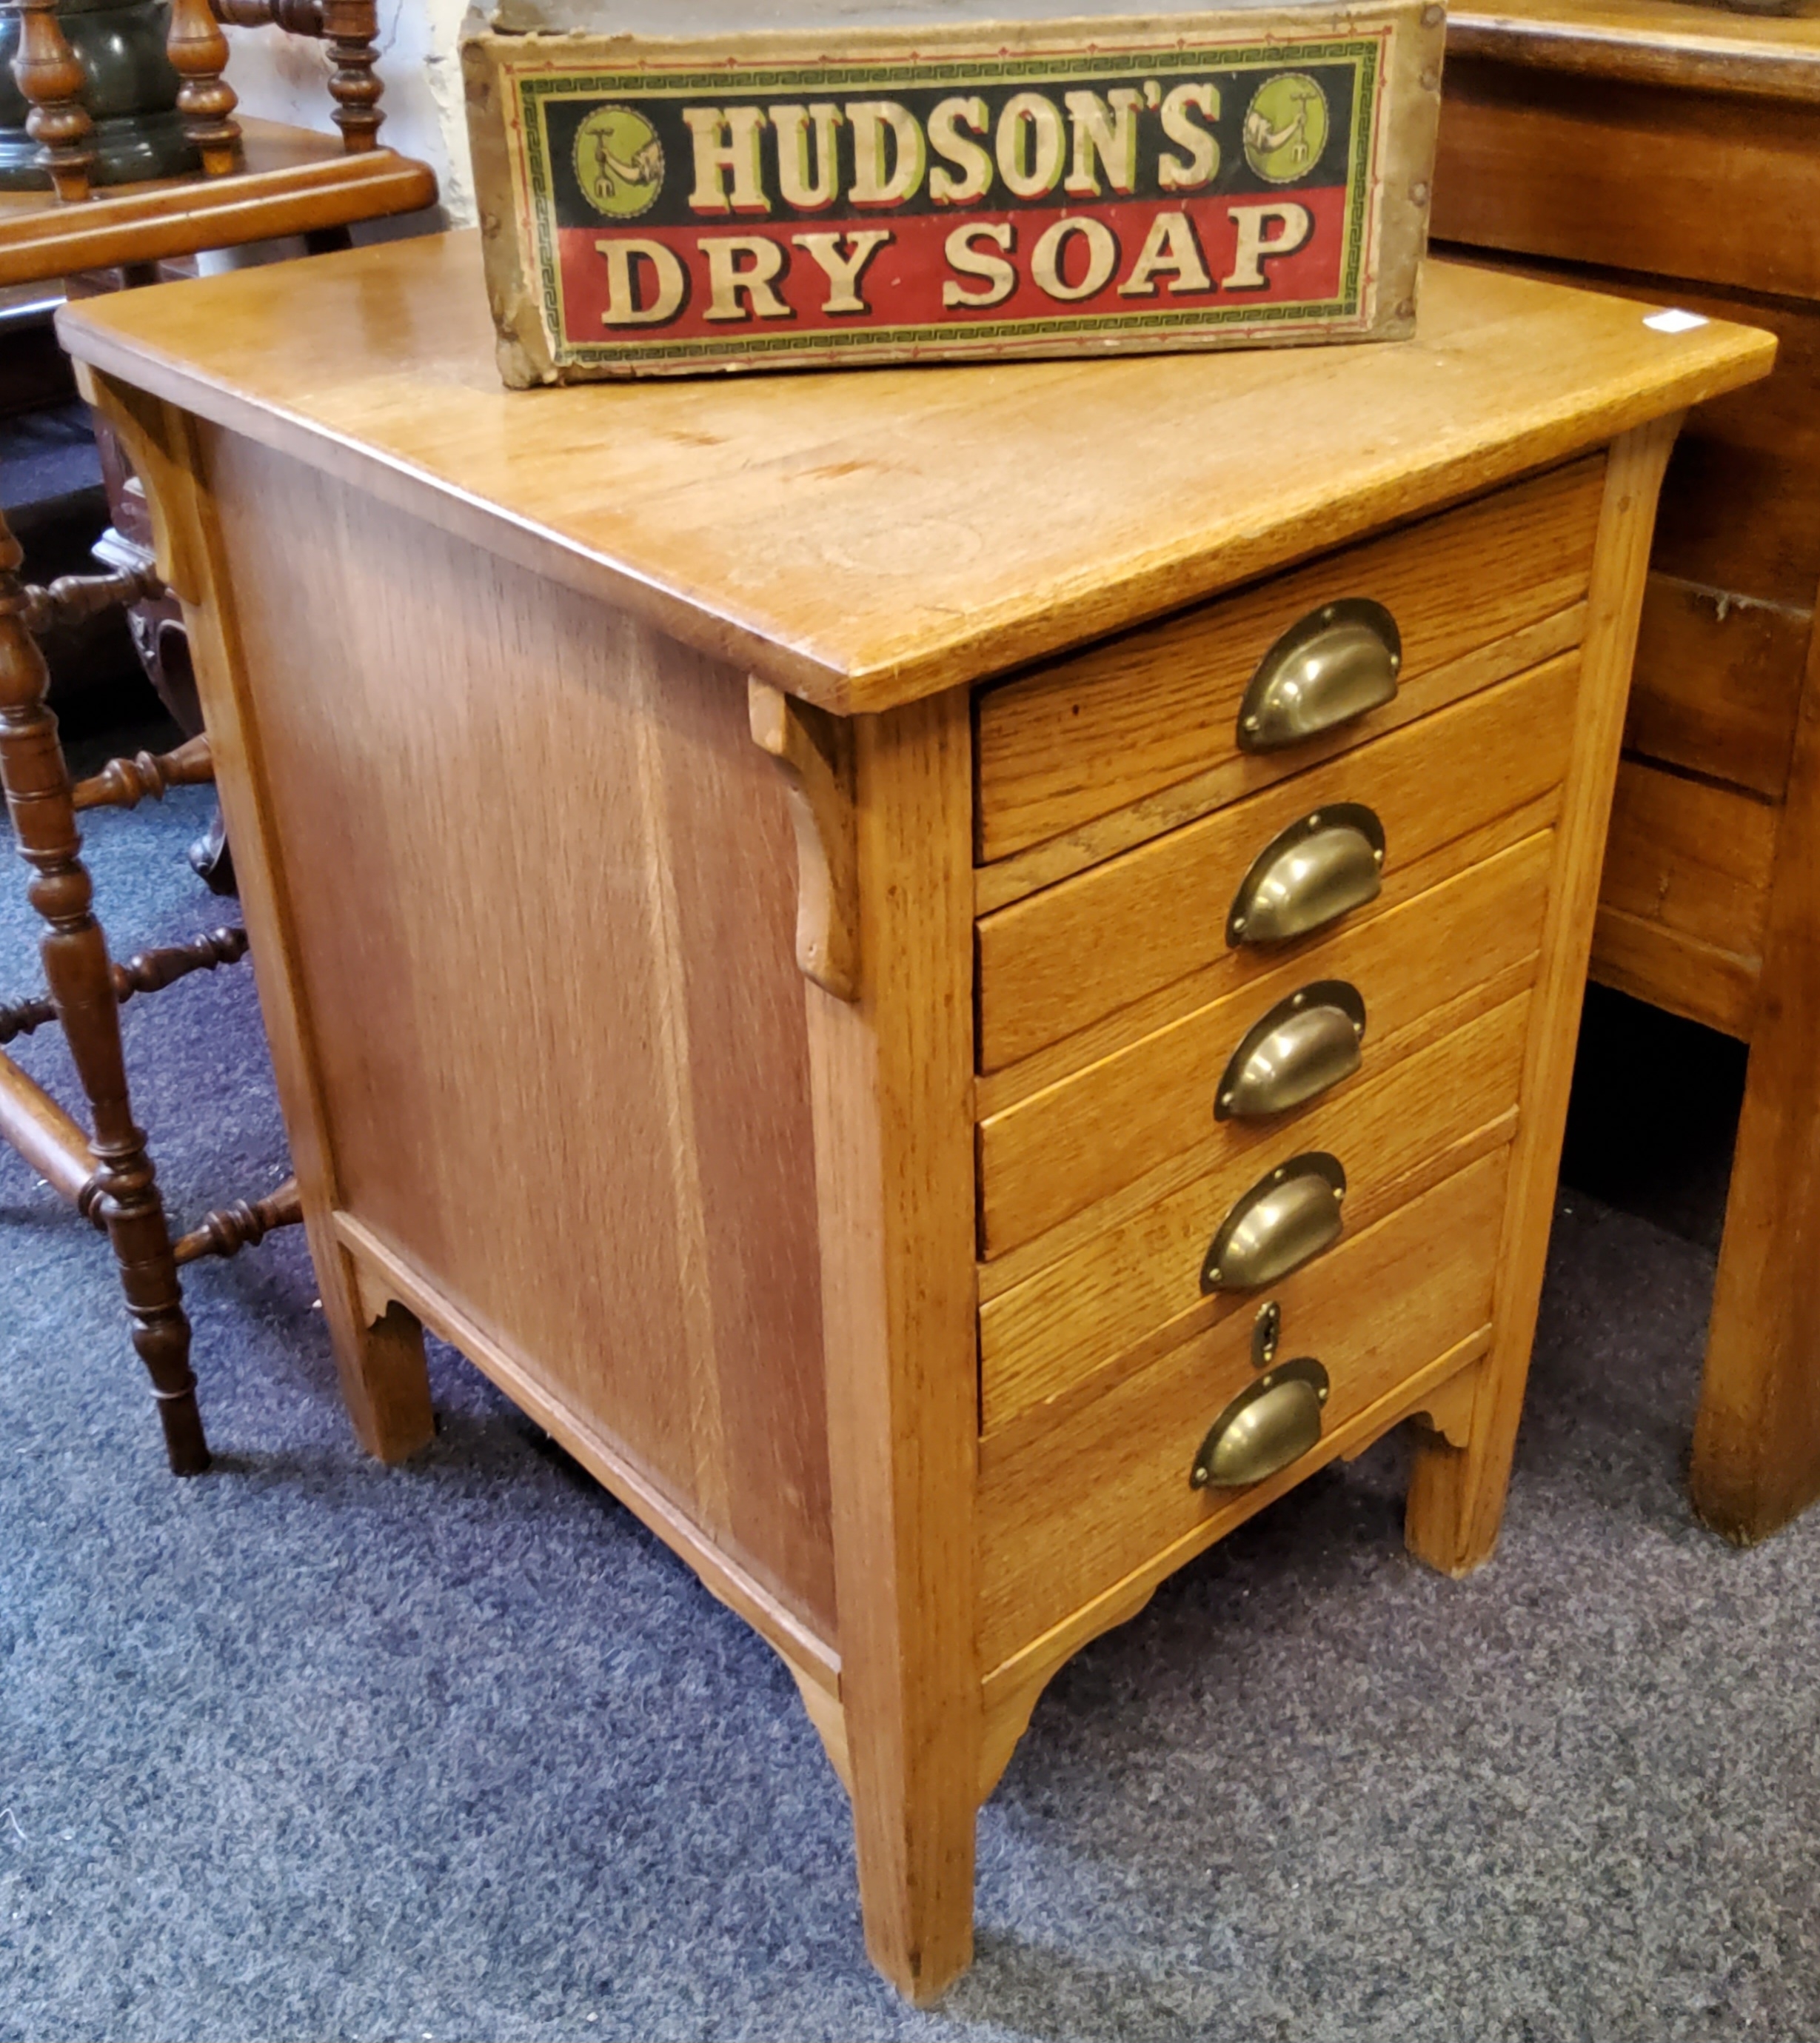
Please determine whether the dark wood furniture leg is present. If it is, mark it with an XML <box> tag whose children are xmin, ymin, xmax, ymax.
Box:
<box><xmin>1690</xmin><ymin>621</ymin><xmax>1820</xmax><ymax>1541</ymax></box>
<box><xmin>0</xmin><ymin>508</ymin><xmax>206</xmax><ymax>1473</ymax></box>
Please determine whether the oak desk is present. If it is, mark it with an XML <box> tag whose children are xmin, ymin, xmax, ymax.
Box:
<box><xmin>1433</xmin><ymin>0</ymin><xmax>1820</xmax><ymax>1544</ymax></box>
<box><xmin>53</xmin><ymin>234</ymin><xmax>1770</xmax><ymax>1999</ymax></box>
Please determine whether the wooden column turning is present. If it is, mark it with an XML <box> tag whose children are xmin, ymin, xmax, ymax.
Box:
<box><xmin>8</xmin><ymin>0</ymin><xmax>96</xmax><ymax>202</ymax></box>
<box><xmin>167</xmin><ymin>0</ymin><xmax>241</xmax><ymax>176</ymax></box>
<box><xmin>0</xmin><ymin>507</ymin><xmax>205</xmax><ymax>1474</ymax></box>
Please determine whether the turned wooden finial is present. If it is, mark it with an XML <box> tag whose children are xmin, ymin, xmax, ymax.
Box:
<box><xmin>10</xmin><ymin>0</ymin><xmax>96</xmax><ymax>204</ymax></box>
<box><xmin>323</xmin><ymin>0</ymin><xmax>381</xmax><ymax>151</ymax></box>
<box><xmin>167</xmin><ymin>0</ymin><xmax>241</xmax><ymax>175</ymax></box>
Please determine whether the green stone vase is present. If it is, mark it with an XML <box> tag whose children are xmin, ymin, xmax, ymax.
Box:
<box><xmin>0</xmin><ymin>0</ymin><xmax>198</xmax><ymax>191</ymax></box>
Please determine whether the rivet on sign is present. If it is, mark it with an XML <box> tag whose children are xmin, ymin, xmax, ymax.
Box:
<box><xmin>1318</xmin><ymin>1388</ymin><xmax>1329</xmax><ymax>1402</ymax></box>
<box><xmin>1232</xmin><ymin>915</ymin><xmax>1248</xmax><ymax>934</ymax></box>
<box><xmin>1243</xmin><ymin>714</ymin><xmax>1261</xmax><ymax>732</ymax></box>
<box><xmin>1209</xmin><ymin>1267</ymin><xmax>1223</xmax><ymax>1284</ymax></box>
<box><xmin>1220</xmin><ymin>1092</ymin><xmax>1234</xmax><ymax>1110</ymax></box>
<box><xmin>1373</xmin><ymin>848</ymin><xmax>1385</xmax><ymax>863</ymax></box>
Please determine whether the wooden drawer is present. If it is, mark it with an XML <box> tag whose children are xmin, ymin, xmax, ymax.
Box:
<box><xmin>1625</xmin><ymin>572</ymin><xmax>1810</xmax><ymax>804</ymax></box>
<box><xmin>975</xmin><ymin>455</ymin><xmax>1602</xmax><ymax>866</ymax></box>
<box><xmin>978</xmin><ymin>1147</ymin><xmax>1509</xmax><ymax>1670</ymax></box>
<box><xmin>979</xmin><ymin>989</ymin><xmax>1529</xmax><ymax>1434</ymax></box>
<box><xmin>1589</xmin><ymin>756</ymin><xmax>1780</xmax><ymax>1040</ymax></box>
<box><xmin>977</xmin><ymin>652</ymin><xmax>1577</xmax><ymax>1071</ymax></box>
<box><xmin>979</xmin><ymin>828</ymin><xmax>1553</xmax><ymax>1260</ymax></box>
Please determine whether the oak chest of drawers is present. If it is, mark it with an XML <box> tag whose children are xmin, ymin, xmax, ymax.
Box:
<box><xmin>53</xmin><ymin>233</ymin><xmax>1770</xmax><ymax>2000</ymax></box>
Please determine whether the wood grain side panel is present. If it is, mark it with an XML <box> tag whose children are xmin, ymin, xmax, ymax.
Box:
<box><xmin>201</xmin><ymin>430</ymin><xmax>837</xmax><ymax>1634</ymax></box>
<box><xmin>978</xmin><ymin>829</ymin><xmax>1554</xmax><ymax>1257</ymax></box>
<box><xmin>980</xmin><ymin>991</ymin><xmax>1530</xmax><ymax>1431</ymax></box>
<box><xmin>975</xmin><ymin>458</ymin><xmax>1603</xmax><ymax>862</ymax></box>
<box><xmin>1625</xmin><ymin>573</ymin><xmax>1811</xmax><ymax>802</ymax></box>
<box><xmin>977</xmin><ymin>653</ymin><xmax>1579</xmax><ymax>1071</ymax></box>
<box><xmin>1599</xmin><ymin>758</ymin><xmax>1779</xmax><ymax>963</ymax></box>
<box><xmin>1435</xmin><ymin>61</ymin><xmax>1820</xmax><ymax>304</ymax></box>
<box><xmin>979</xmin><ymin>1147</ymin><xmax>1509</xmax><ymax>1667</ymax></box>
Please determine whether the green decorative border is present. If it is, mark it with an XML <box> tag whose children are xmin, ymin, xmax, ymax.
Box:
<box><xmin>505</xmin><ymin>39</ymin><xmax>1382</xmax><ymax>364</ymax></box>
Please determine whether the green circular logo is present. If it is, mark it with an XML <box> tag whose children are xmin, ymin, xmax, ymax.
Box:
<box><xmin>573</xmin><ymin>106</ymin><xmax>664</xmax><ymax>218</ymax></box>
<box><xmin>1242</xmin><ymin>74</ymin><xmax>1329</xmax><ymax>184</ymax></box>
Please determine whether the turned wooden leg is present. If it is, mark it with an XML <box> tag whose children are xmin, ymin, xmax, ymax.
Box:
<box><xmin>1688</xmin><ymin>606</ymin><xmax>1820</xmax><ymax>1543</ymax></box>
<box><xmin>0</xmin><ymin>512</ymin><xmax>205</xmax><ymax>1474</ymax></box>
<box><xmin>10</xmin><ymin>0</ymin><xmax>96</xmax><ymax>203</ymax></box>
<box><xmin>165</xmin><ymin>0</ymin><xmax>240</xmax><ymax>175</ymax></box>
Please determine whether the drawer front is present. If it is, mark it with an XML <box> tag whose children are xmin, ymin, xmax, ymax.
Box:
<box><xmin>979</xmin><ymin>990</ymin><xmax>1528</xmax><ymax>1433</ymax></box>
<box><xmin>1599</xmin><ymin>758</ymin><xmax>1778</xmax><ymax>962</ymax></box>
<box><xmin>976</xmin><ymin>455</ymin><xmax>1602</xmax><ymax>865</ymax></box>
<box><xmin>1625</xmin><ymin>572</ymin><xmax>1809</xmax><ymax>805</ymax></box>
<box><xmin>978</xmin><ymin>652</ymin><xmax>1577</xmax><ymax>1072</ymax></box>
<box><xmin>979</xmin><ymin>829</ymin><xmax>1553</xmax><ymax>1260</ymax></box>
<box><xmin>979</xmin><ymin>1147</ymin><xmax>1508</xmax><ymax>1668</ymax></box>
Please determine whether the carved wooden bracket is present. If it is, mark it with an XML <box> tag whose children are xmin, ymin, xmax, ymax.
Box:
<box><xmin>749</xmin><ymin>678</ymin><xmax>860</xmax><ymax>1003</ymax></box>
<box><xmin>1408</xmin><ymin>1363</ymin><xmax>1479</xmax><ymax>1452</ymax></box>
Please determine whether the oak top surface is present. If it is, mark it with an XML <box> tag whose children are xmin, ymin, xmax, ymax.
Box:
<box><xmin>482</xmin><ymin>0</ymin><xmax>1379</xmax><ymax>33</ymax></box>
<box><xmin>57</xmin><ymin>230</ymin><xmax>1773</xmax><ymax>712</ymax></box>
<box><xmin>1445</xmin><ymin>0</ymin><xmax>1820</xmax><ymax>99</ymax></box>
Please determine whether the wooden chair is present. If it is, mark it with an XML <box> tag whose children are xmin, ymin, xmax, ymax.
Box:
<box><xmin>1</xmin><ymin>1</ymin><xmax>436</xmax><ymax>285</ymax></box>
<box><xmin>0</xmin><ymin>2</ymin><xmax>436</xmax><ymax>1473</ymax></box>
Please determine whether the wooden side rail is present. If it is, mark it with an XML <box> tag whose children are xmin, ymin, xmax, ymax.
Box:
<box><xmin>73</xmin><ymin>735</ymin><xmax>215</xmax><ymax>812</ymax></box>
<box><xmin>16</xmin><ymin>561</ymin><xmax>164</xmax><ymax>639</ymax></box>
<box><xmin>1</xmin><ymin>1035</ymin><xmax>301</xmax><ymax>1266</ymax></box>
<box><xmin>1</xmin><ymin>924</ymin><xmax>248</xmax><ymax>1044</ymax></box>
<box><xmin>172</xmin><ymin>1177</ymin><xmax>303</xmax><ymax>1265</ymax></box>
<box><xmin>0</xmin><ymin>1047</ymin><xmax>101</xmax><ymax>1210</ymax></box>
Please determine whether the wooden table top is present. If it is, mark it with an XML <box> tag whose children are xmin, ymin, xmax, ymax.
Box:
<box><xmin>1445</xmin><ymin>0</ymin><xmax>1820</xmax><ymax>101</ymax></box>
<box><xmin>56</xmin><ymin>228</ymin><xmax>1774</xmax><ymax>713</ymax></box>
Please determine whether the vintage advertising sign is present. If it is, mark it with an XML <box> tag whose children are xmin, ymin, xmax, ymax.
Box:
<box><xmin>464</xmin><ymin>5</ymin><xmax>1442</xmax><ymax>383</ymax></box>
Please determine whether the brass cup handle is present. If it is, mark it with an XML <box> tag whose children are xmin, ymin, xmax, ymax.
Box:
<box><xmin>1191</xmin><ymin>1357</ymin><xmax>1331</xmax><ymax>1488</ymax></box>
<box><xmin>1217</xmin><ymin>980</ymin><xmax>1366</xmax><ymax>1120</ymax></box>
<box><xmin>1226</xmin><ymin>803</ymin><xmax>1385</xmax><ymax>948</ymax></box>
<box><xmin>1236</xmin><ymin>598</ymin><xmax>1402</xmax><ymax>753</ymax></box>
<box><xmin>1202</xmin><ymin>1151</ymin><xmax>1346</xmax><ymax>1293</ymax></box>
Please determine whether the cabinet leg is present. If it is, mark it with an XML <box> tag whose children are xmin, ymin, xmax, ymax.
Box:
<box><xmin>844</xmin><ymin>1705</ymin><xmax>979</xmax><ymax>2005</ymax></box>
<box><xmin>1689</xmin><ymin>623</ymin><xmax>1820</xmax><ymax>1544</ymax></box>
<box><xmin>1408</xmin><ymin>418</ymin><xmax>1683</xmax><ymax>1576</ymax></box>
<box><xmin>309</xmin><ymin>1225</ymin><xmax>434</xmax><ymax>1463</ymax></box>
